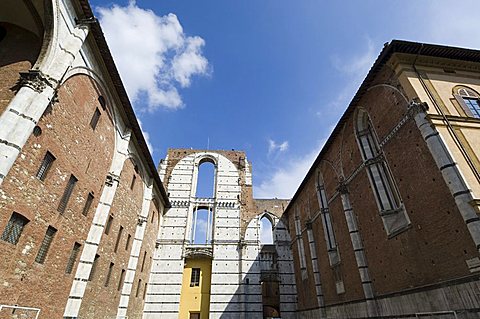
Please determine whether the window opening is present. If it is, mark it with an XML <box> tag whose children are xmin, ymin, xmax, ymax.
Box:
<box><xmin>141</xmin><ymin>251</ymin><xmax>147</xmax><ymax>272</ymax></box>
<box><xmin>130</xmin><ymin>174</ymin><xmax>136</xmax><ymax>190</ymax></box>
<box><xmin>190</xmin><ymin>268</ymin><xmax>200</xmax><ymax>287</ymax></box>
<box><xmin>125</xmin><ymin>234</ymin><xmax>131</xmax><ymax>250</ymax></box>
<box><xmin>82</xmin><ymin>192</ymin><xmax>94</xmax><ymax>216</ymax></box>
<box><xmin>105</xmin><ymin>215</ymin><xmax>114</xmax><ymax>234</ymax></box>
<box><xmin>118</xmin><ymin>269</ymin><xmax>125</xmax><ymax>291</ymax></box>
<box><xmin>88</xmin><ymin>254</ymin><xmax>100</xmax><ymax>281</ymax></box>
<box><xmin>1</xmin><ymin>212</ymin><xmax>29</xmax><ymax>245</ymax></box>
<box><xmin>36</xmin><ymin>151</ymin><xmax>55</xmax><ymax>181</ymax></box>
<box><xmin>143</xmin><ymin>283</ymin><xmax>147</xmax><ymax>299</ymax></box>
<box><xmin>136</xmin><ymin>279</ymin><xmax>142</xmax><ymax>297</ymax></box>
<box><xmin>105</xmin><ymin>262</ymin><xmax>114</xmax><ymax>287</ymax></box>
<box><xmin>317</xmin><ymin>173</ymin><xmax>337</xmax><ymax>251</ymax></box>
<box><xmin>260</xmin><ymin>216</ymin><xmax>274</xmax><ymax>245</ymax></box>
<box><xmin>114</xmin><ymin>226</ymin><xmax>123</xmax><ymax>252</ymax></box>
<box><xmin>58</xmin><ymin>174</ymin><xmax>78</xmax><ymax>213</ymax></box>
<box><xmin>65</xmin><ymin>242</ymin><xmax>81</xmax><ymax>274</ymax></box>
<box><xmin>195</xmin><ymin>161</ymin><xmax>215</xmax><ymax>198</ymax></box>
<box><xmin>191</xmin><ymin>208</ymin><xmax>213</xmax><ymax>244</ymax></box>
<box><xmin>90</xmin><ymin>108</ymin><xmax>101</xmax><ymax>130</ymax></box>
<box><xmin>35</xmin><ymin>226</ymin><xmax>57</xmax><ymax>264</ymax></box>
<box><xmin>294</xmin><ymin>210</ymin><xmax>307</xmax><ymax>279</ymax></box>
<box><xmin>98</xmin><ymin>96</ymin><xmax>106</xmax><ymax>110</ymax></box>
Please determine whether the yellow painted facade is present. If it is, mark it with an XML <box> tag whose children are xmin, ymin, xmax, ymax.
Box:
<box><xmin>392</xmin><ymin>54</ymin><xmax>480</xmax><ymax>204</ymax></box>
<box><xmin>178</xmin><ymin>258</ymin><xmax>212</xmax><ymax>319</ymax></box>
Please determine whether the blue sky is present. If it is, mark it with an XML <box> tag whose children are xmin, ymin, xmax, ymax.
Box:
<box><xmin>91</xmin><ymin>0</ymin><xmax>480</xmax><ymax>199</ymax></box>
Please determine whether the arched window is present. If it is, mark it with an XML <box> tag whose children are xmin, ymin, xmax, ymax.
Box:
<box><xmin>316</xmin><ymin>171</ymin><xmax>340</xmax><ymax>266</ymax></box>
<box><xmin>195</xmin><ymin>160</ymin><xmax>215</xmax><ymax>198</ymax></box>
<box><xmin>453</xmin><ymin>86</ymin><xmax>480</xmax><ymax>118</ymax></box>
<box><xmin>355</xmin><ymin>109</ymin><xmax>409</xmax><ymax>237</ymax></box>
<box><xmin>191</xmin><ymin>208</ymin><xmax>213</xmax><ymax>244</ymax></box>
<box><xmin>260</xmin><ymin>215</ymin><xmax>274</xmax><ymax>245</ymax></box>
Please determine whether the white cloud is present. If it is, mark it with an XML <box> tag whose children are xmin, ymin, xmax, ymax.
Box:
<box><xmin>255</xmin><ymin>138</ymin><xmax>328</xmax><ymax>199</ymax></box>
<box><xmin>97</xmin><ymin>1</ymin><xmax>209</xmax><ymax>112</ymax></box>
<box><xmin>268</xmin><ymin>139</ymin><xmax>289</xmax><ymax>155</ymax></box>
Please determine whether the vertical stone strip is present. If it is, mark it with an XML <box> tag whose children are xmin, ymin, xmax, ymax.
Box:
<box><xmin>306</xmin><ymin>223</ymin><xmax>325</xmax><ymax>317</ymax></box>
<box><xmin>116</xmin><ymin>185</ymin><xmax>153</xmax><ymax>318</ymax></box>
<box><xmin>63</xmin><ymin>132</ymin><xmax>131</xmax><ymax>318</ymax></box>
<box><xmin>338</xmin><ymin>184</ymin><xmax>377</xmax><ymax>317</ymax></box>
<box><xmin>0</xmin><ymin>26</ymin><xmax>88</xmax><ymax>186</ymax></box>
<box><xmin>411</xmin><ymin>101</ymin><xmax>480</xmax><ymax>253</ymax></box>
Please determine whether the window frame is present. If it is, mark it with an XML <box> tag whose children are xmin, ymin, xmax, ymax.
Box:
<box><xmin>35</xmin><ymin>226</ymin><xmax>57</xmax><ymax>264</ymax></box>
<box><xmin>1</xmin><ymin>212</ymin><xmax>29</xmax><ymax>245</ymax></box>
<box><xmin>454</xmin><ymin>86</ymin><xmax>480</xmax><ymax>118</ymax></box>
<box><xmin>190</xmin><ymin>268</ymin><xmax>201</xmax><ymax>287</ymax></box>
<box><xmin>36</xmin><ymin>151</ymin><xmax>56</xmax><ymax>181</ymax></box>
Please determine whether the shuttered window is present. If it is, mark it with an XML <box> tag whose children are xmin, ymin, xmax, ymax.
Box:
<box><xmin>35</xmin><ymin>226</ymin><xmax>57</xmax><ymax>264</ymax></box>
<box><xmin>36</xmin><ymin>151</ymin><xmax>55</xmax><ymax>181</ymax></box>
<box><xmin>1</xmin><ymin>212</ymin><xmax>29</xmax><ymax>245</ymax></box>
<box><xmin>65</xmin><ymin>242</ymin><xmax>81</xmax><ymax>274</ymax></box>
<box><xmin>58</xmin><ymin>175</ymin><xmax>78</xmax><ymax>213</ymax></box>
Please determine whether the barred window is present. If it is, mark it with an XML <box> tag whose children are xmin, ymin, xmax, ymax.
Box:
<box><xmin>36</xmin><ymin>151</ymin><xmax>55</xmax><ymax>181</ymax></box>
<box><xmin>82</xmin><ymin>192</ymin><xmax>94</xmax><ymax>216</ymax></box>
<box><xmin>35</xmin><ymin>226</ymin><xmax>57</xmax><ymax>264</ymax></box>
<box><xmin>65</xmin><ymin>242</ymin><xmax>81</xmax><ymax>274</ymax></box>
<box><xmin>90</xmin><ymin>108</ymin><xmax>101</xmax><ymax>130</ymax></box>
<box><xmin>105</xmin><ymin>215</ymin><xmax>113</xmax><ymax>235</ymax></box>
<box><xmin>105</xmin><ymin>262</ymin><xmax>114</xmax><ymax>287</ymax></box>
<box><xmin>1</xmin><ymin>212</ymin><xmax>29</xmax><ymax>245</ymax></box>
<box><xmin>118</xmin><ymin>269</ymin><xmax>125</xmax><ymax>291</ymax></box>
<box><xmin>114</xmin><ymin>226</ymin><xmax>123</xmax><ymax>252</ymax></box>
<box><xmin>190</xmin><ymin>268</ymin><xmax>200</xmax><ymax>287</ymax></box>
<box><xmin>58</xmin><ymin>175</ymin><xmax>78</xmax><ymax>213</ymax></box>
<box><xmin>88</xmin><ymin>254</ymin><xmax>100</xmax><ymax>281</ymax></box>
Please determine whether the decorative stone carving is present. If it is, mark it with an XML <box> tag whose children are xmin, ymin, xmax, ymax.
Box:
<box><xmin>19</xmin><ymin>70</ymin><xmax>55</xmax><ymax>93</ymax></box>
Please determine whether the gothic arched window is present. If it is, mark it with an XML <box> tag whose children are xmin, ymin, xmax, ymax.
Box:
<box><xmin>355</xmin><ymin>109</ymin><xmax>410</xmax><ymax>237</ymax></box>
<box><xmin>260</xmin><ymin>215</ymin><xmax>274</xmax><ymax>245</ymax></box>
<box><xmin>316</xmin><ymin>171</ymin><xmax>340</xmax><ymax>266</ymax></box>
<box><xmin>195</xmin><ymin>160</ymin><xmax>215</xmax><ymax>198</ymax></box>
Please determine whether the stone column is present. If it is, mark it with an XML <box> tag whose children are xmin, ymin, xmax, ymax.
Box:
<box><xmin>63</xmin><ymin>131</ymin><xmax>131</xmax><ymax>318</ymax></box>
<box><xmin>338</xmin><ymin>182</ymin><xmax>377</xmax><ymax>317</ymax></box>
<box><xmin>116</xmin><ymin>184</ymin><xmax>153</xmax><ymax>318</ymax></box>
<box><xmin>306</xmin><ymin>222</ymin><xmax>326</xmax><ymax>318</ymax></box>
<box><xmin>410</xmin><ymin>101</ymin><xmax>480</xmax><ymax>254</ymax></box>
<box><xmin>0</xmin><ymin>26</ymin><xmax>88</xmax><ymax>186</ymax></box>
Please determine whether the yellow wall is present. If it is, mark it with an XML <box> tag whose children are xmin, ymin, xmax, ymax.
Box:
<box><xmin>178</xmin><ymin>258</ymin><xmax>212</xmax><ymax>319</ymax></box>
<box><xmin>393</xmin><ymin>55</ymin><xmax>480</xmax><ymax>199</ymax></box>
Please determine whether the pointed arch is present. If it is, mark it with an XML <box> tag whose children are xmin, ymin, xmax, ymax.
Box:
<box><xmin>355</xmin><ymin>108</ymin><xmax>410</xmax><ymax>237</ymax></box>
<box><xmin>259</xmin><ymin>214</ymin><xmax>274</xmax><ymax>245</ymax></box>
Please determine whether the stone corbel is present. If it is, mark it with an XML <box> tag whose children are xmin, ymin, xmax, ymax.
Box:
<box><xmin>137</xmin><ymin>215</ymin><xmax>148</xmax><ymax>226</ymax></box>
<box><xmin>18</xmin><ymin>70</ymin><xmax>56</xmax><ymax>93</ymax></box>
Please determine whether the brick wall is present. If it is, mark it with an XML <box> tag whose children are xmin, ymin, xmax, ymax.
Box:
<box><xmin>0</xmin><ymin>74</ymin><xmax>115</xmax><ymax>318</ymax></box>
<box><xmin>79</xmin><ymin>158</ymin><xmax>144</xmax><ymax>318</ymax></box>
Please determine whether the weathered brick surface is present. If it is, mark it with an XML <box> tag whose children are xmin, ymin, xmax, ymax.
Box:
<box><xmin>79</xmin><ymin>158</ymin><xmax>144</xmax><ymax>319</ymax></box>
<box><xmin>0</xmin><ymin>22</ymin><xmax>41</xmax><ymax>115</ymax></box>
<box><xmin>0</xmin><ymin>74</ymin><xmax>115</xmax><ymax>319</ymax></box>
<box><xmin>286</xmin><ymin>64</ymin><xmax>478</xmax><ymax>311</ymax></box>
<box><xmin>126</xmin><ymin>200</ymin><xmax>161</xmax><ymax>319</ymax></box>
